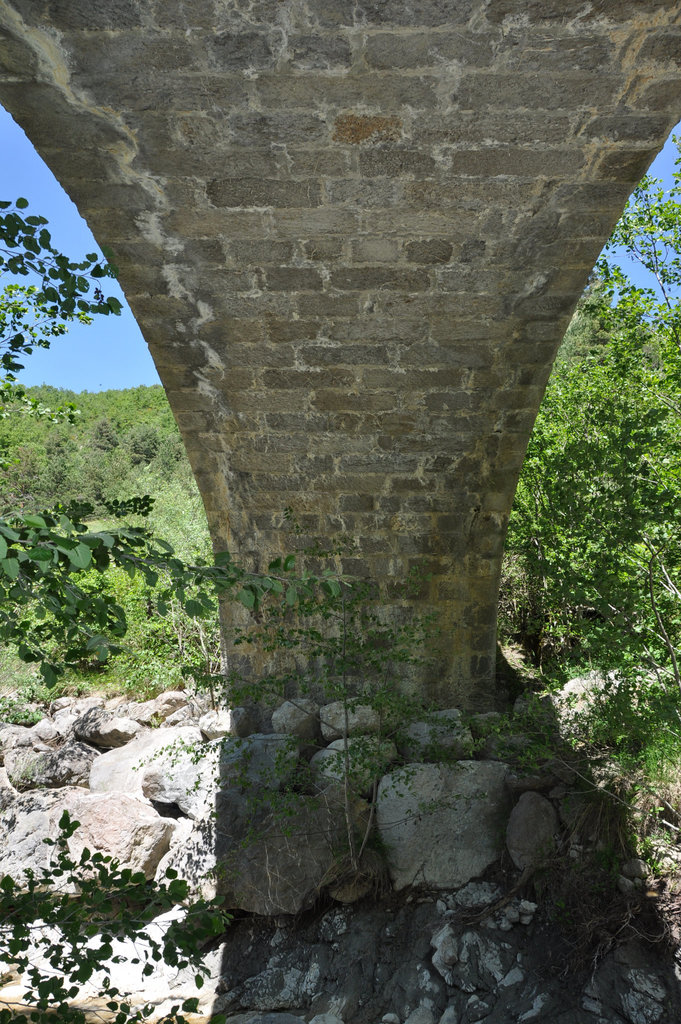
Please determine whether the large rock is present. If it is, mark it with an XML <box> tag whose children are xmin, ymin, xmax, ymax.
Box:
<box><xmin>320</xmin><ymin>702</ymin><xmax>382</xmax><ymax>741</ymax></box>
<box><xmin>398</xmin><ymin>709</ymin><xmax>474</xmax><ymax>762</ymax></box>
<box><xmin>272</xmin><ymin>699</ymin><xmax>320</xmax><ymax>742</ymax></box>
<box><xmin>141</xmin><ymin>737</ymin><xmax>222</xmax><ymax>819</ymax></box>
<box><xmin>155</xmin><ymin>815</ymin><xmax>217</xmax><ymax>900</ymax></box>
<box><xmin>29</xmin><ymin>718</ymin><xmax>60</xmax><ymax>744</ymax></box>
<box><xmin>506</xmin><ymin>792</ymin><xmax>559</xmax><ymax>870</ymax></box>
<box><xmin>197</xmin><ymin>705</ymin><xmax>255</xmax><ymax>739</ymax></box>
<box><xmin>310</xmin><ymin>736</ymin><xmax>397</xmax><ymax>796</ymax></box>
<box><xmin>376</xmin><ymin>761</ymin><xmax>510</xmax><ymax>890</ymax></box>
<box><xmin>4</xmin><ymin>741</ymin><xmax>98</xmax><ymax>791</ymax></box>
<box><xmin>215</xmin><ymin>785</ymin><xmax>349</xmax><ymax>915</ymax></box>
<box><xmin>89</xmin><ymin>726</ymin><xmax>203</xmax><ymax>798</ymax></box>
<box><xmin>219</xmin><ymin>734</ymin><xmax>299</xmax><ymax>790</ymax></box>
<box><xmin>123</xmin><ymin>690</ymin><xmax>189</xmax><ymax>726</ymax></box>
<box><xmin>74</xmin><ymin>706</ymin><xmax>142</xmax><ymax>748</ymax></box>
<box><xmin>0</xmin><ymin>765</ymin><xmax>17</xmax><ymax>810</ymax></box>
<box><xmin>157</xmin><ymin>786</ymin><xmax>351</xmax><ymax>915</ymax></box>
<box><xmin>0</xmin><ymin>724</ymin><xmax>32</xmax><ymax>764</ymax></box>
<box><xmin>199</xmin><ymin>708</ymin><xmax>236</xmax><ymax>739</ymax></box>
<box><xmin>548</xmin><ymin>671</ymin><xmax>616</xmax><ymax>737</ymax></box>
<box><xmin>0</xmin><ymin>788</ymin><xmax>176</xmax><ymax>882</ymax></box>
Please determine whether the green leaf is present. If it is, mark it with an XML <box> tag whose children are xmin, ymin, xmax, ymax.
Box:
<box><xmin>40</xmin><ymin>663</ymin><xmax>58</xmax><ymax>688</ymax></box>
<box><xmin>15</xmin><ymin>197</ymin><xmax>29</xmax><ymax>209</ymax></box>
<box><xmin>0</xmin><ymin>558</ymin><xmax>19</xmax><ymax>580</ymax></box>
<box><xmin>69</xmin><ymin>542</ymin><xmax>92</xmax><ymax>570</ymax></box>
<box><xmin>22</xmin><ymin>514</ymin><xmax>47</xmax><ymax>529</ymax></box>
<box><xmin>237</xmin><ymin>588</ymin><xmax>255</xmax><ymax>610</ymax></box>
<box><xmin>27</xmin><ymin>547</ymin><xmax>53</xmax><ymax>563</ymax></box>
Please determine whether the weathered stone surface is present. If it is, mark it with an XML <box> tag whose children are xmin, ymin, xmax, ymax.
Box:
<box><xmin>29</xmin><ymin>718</ymin><xmax>59</xmax><ymax>744</ymax></box>
<box><xmin>199</xmin><ymin>708</ymin><xmax>236</xmax><ymax>739</ymax></box>
<box><xmin>216</xmin><ymin>786</ymin><xmax>349</xmax><ymax>915</ymax></box>
<box><xmin>506</xmin><ymin>791</ymin><xmax>559</xmax><ymax>870</ymax></box>
<box><xmin>399</xmin><ymin>709</ymin><xmax>474</xmax><ymax>762</ymax></box>
<box><xmin>219</xmin><ymin>733</ymin><xmax>299</xmax><ymax>790</ymax></box>
<box><xmin>154</xmin><ymin>814</ymin><xmax>216</xmax><ymax>899</ymax></box>
<box><xmin>271</xmin><ymin>699</ymin><xmax>320</xmax><ymax>742</ymax></box>
<box><xmin>50</xmin><ymin>709</ymin><xmax>78</xmax><ymax>739</ymax></box>
<box><xmin>376</xmin><ymin>761</ymin><xmax>511</xmax><ymax>890</ymax></box>
<box><xmin>320</xmin><ymin>702</ymin><xmax>382</xmax><ymax>742</ymax></box>
<box><xmin>159</xmin><ymin>783</ymin><xmax>350</xmax><ymax>915</ymax></box>
<box><xmin>0</xmin><ymin>788</ymin><xmax>175</xmax><ymax>882</ymax></box>
<box><xmin>124</xmin><ymin>690</ymin><xmax>189</xmax><ymax>726</ymax></box>
<box><xmin>310</xmin><ymin>736</ymin><xmax>397</xmax><ymax>795</ymax></box>
<box><xmin>0</xmin><ymin>724</ymin><xmax>31</xmax><ymax>764</ymax></box>
<box><xmin>74</xmin><ymin>706</ymin><xmax>142</xmax><ymax>748</ymax></box>
<box><xmin>0</xmin><ymin>764</ymin><xmax>17</xmax><ymax>809</ymax></box>
<box><xmin>89</xmin><ymin>725</ymin><xmax>203</xmax><ymax>798</ymax></box>
<box><xmin>141</xmin><ymin>736</ymin><xmax>220</xmax><ymax>819</ymax></box>
<box><xmin>549</xmin><ymin>670</ymin><xmax>613</xmax><ymax>728</ymax></box>
<box><xmin>4</xmin><ymin>741</ymin><xmax>98</xmax><ymax>791</ymax></box>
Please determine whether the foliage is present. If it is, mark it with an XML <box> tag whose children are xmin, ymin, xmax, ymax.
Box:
<box><xmin>0</xmin><ymin>692</ymin><xmax>42</xmax><ymax>725</ymax></box>
<box><xmin>0</xmin><ymin>384</ymin><xmax>182</xmax><ymax>515</ymax></box>
<box><xmin>0</xmin><ymin>199</ymin><xmax>121</xmax><ymax>450</ymax></box>
<box><xmin>0</xmin><ymin>811</ymin><xmax>229</xmax><ymax>1024</ymax></box>
<box><xmin>502</xmin><ymin>144</ymin><xmax>681</xmax><ymax>701</ymax></box>
<box><xmin>0</xmin><ymin>491</ymin><xmax>328</xmax><ymax>689</ymax></box>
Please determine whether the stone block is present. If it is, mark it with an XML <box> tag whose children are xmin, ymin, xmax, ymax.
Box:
<box><xmin>506</xmin><ymin>792</ymin><xmax>559</xmax><ymax>870</ymax></box>
<box><xmin>229</xmin><ymin>239</ymin><xmax>294</xmax><ymax>264</ymax></box>
<box><xmin>207</xmin><ymin>178</ymin><xmax>322</xmax><ymax>209</ymax></box>
<box><xmin>285</xmin><ymin>34</ymin><xmax>353</xmax><ymax>70</ymax></box>
<box><xmin>405</xmin><ymin>240</ymin><xmax>453</xmax><ymax>265</ymax></box>
<box><xmin>359</xmin><ymin>149</ymin><xmax>437</xmax><ymax>178</ymax></box>
<box><xmin>329</xmin><ymin>267</ymin><xmax>430</xmax><ymax>291</ymax></box>
<box><xmin>229</xmin><ymin>111</ymin><xmax>329</xmax><ymax>146</ymax></box>
<box><xmin>261</xmin><ymin>266</ymin><xmax>324</xmax><ymax>291</ymax></box>
<box><xmin>359</xmin><ymin>0</ymin><xmax>472</xmax><ymax>27</ymax></box>
<box><xmin>304</xmin><ymin>237</ymin><xmax>344</xmax><ymax>260</ymax></box>
<box><xmin>364</xmin><ymin>30</ymin><xmax>495</xmax><ymax>70</ymax></box>
<box><xmin>211</xmin><ymin>30</ymin><xmax>276</xmax><ymax>71</ymax></box>
<box><xmin>324</xmin><ymin>178</ymin><xmax>402</xmax><ymax>209</ymax></box>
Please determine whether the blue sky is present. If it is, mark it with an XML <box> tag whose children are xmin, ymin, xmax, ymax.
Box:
<box><xmin>0</xmin><ymin>106</ymin><xmax>159</xmax><ymax>392</ymax></box>
<box><xmin>0</xmin><ymin>104</ymin><xmax>679</xmax><ymax>393</ymax></box>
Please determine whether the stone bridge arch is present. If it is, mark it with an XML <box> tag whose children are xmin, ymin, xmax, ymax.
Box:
<box><xmin>1</xmin><ymin>0</ymin><xmax>680</xmax><ymax>707</ymax></box>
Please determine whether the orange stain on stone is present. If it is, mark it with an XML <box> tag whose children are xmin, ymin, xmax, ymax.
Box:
<box><xmin>332</xmin><ymin>113</ymin><xmax>402</xmax><ymax>144</ymax></box>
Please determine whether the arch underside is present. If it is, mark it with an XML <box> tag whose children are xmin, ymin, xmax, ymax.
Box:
<box><xmin>1</xmin><ymin>0</ymin><xmax>680</xmax><ymax>706</ymax></box>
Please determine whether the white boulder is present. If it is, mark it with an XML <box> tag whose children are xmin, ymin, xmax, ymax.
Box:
<box><xmin>320</xmin><ymin>701</ymin><xmax>382</xmax><ymax>741</ymax></box>
<box><xmin>376</xmin><ymin>761</ymin><xmax>510</xmax><ymax>890</ymax></box>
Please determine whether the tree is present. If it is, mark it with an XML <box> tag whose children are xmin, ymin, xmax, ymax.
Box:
<box><xmin>502</xmin><ymin>141</ymin><xmax>681</xmax><ymax>699</ymax></box>
<box><xmin>0</xmin><ymin>198</ymin><xmax>122</xmax><ymax>442</ymax></box>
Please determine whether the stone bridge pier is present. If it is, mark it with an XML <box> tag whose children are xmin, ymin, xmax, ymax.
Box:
<box><xmin>1</xmin><ymin>1</ymin><xmax>680</xmax><ymax>706</ymax></box>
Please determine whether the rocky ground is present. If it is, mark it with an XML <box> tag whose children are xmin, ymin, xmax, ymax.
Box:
<box><xmin>0</xmin><ymin>682</ymin><xmax>679</xmax><ymax>1023</ymax></box>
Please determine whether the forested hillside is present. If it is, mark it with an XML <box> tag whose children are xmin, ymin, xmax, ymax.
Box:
<box><xmin>0</xmin><ymin>383</ymin><xmax>217</xmax><ymax>697</ymax></box>
<box><xmin>0</xmin><ymin>384</ymin><xmax>185</xmax><ymax>519</ymax></box>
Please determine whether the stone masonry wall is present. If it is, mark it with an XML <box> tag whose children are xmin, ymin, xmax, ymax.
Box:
<box><xmin>1</xmin><ymin>1</ymin><xmax>681</xmax><ymax>705</ymax></box>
